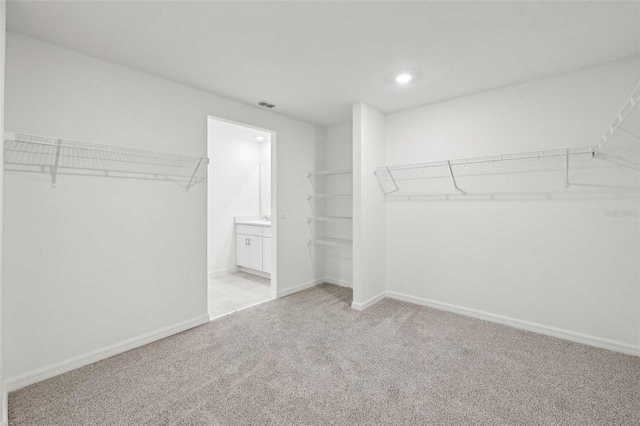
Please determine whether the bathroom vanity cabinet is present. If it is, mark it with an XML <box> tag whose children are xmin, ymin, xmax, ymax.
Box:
<box><xmin>236</xmin><ymin>223</ymin><xmax>271</xmax><ymax>274</ymax></box>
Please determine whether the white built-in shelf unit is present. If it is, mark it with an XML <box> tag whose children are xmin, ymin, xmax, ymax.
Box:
<box><xmin>307</xmin><ymin>169</ymin><xmax>354</xmax><ymax>200</ymax></box>
<box><xmin>307</xmin><ymin>168</ymin><xmax>354</xmax><ymax>249</ymax></box>
<box><xmin>375</xmin><ymin>83</ymin><xmax>639</xmax><ymax>196</ymax></box>
<box><xmin>4</xmin><ymin>132</ymin><xmax>209</xmax><ymax>190</ymax></box>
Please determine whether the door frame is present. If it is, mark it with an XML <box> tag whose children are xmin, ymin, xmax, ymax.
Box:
<box><xmin>206</xmin><ymin>115</ymin><xmax>278</xmax><ymax>300</ymax></box>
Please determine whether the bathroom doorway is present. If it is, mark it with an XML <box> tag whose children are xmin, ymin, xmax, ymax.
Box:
<box><xmin>207</xmin><ymin>116</ymin><xmax>276</xmax><ymax>319</ymax></box>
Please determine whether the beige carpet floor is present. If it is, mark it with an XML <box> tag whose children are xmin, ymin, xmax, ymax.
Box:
<box><xmin>8</xmin><ymin>284</ymin><xmax>640</xmax><ymax>425</ymax></box>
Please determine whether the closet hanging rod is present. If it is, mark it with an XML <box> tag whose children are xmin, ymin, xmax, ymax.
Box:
<box><xmin>5</xmin><ymin>132</ymin><xmax>209</xmax><ymax>164</ymax></box>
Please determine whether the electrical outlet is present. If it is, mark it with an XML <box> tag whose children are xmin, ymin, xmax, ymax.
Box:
<box><xmin>280</xmin><ymin>208</ymin><xmax>287</xmax><ymax>219</ymax></box>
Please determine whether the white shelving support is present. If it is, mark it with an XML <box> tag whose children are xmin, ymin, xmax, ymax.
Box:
<box><xmin>381</xmin><ymin>166</ymin><xmax>399</xmax><ymax>194</ymax></box>
<box><xmin>596</xmin><ymin>82</ymin><xmax>640</xmax><ymax>151</ymax></box>
<box><xmin>447</xmin><ymin>160</ymin><xmax>466</xmax><ymax>194</ymax></box>
<box><xmin>307</xmin><ymin>238</ymin><xmax>353</xmax><ymax>248</ymax></box>
<box><xmin>185</xmin><ymin>158</ymin><xmax>204</xmax><ymax>192</ymax></box>
<box><xmin>4</xmin><ymin>132</ymin><xmax>209</xmax><ymax>189</ymax></box>
<box><xmin>565</xmin><ymin>148</ymin><xmax>570</xmax><ymax>188</ymax></box>
<box><xmin>51</xmin><ymin>139</ymin><xmax>62</xmax><ymax>188</ymax></box>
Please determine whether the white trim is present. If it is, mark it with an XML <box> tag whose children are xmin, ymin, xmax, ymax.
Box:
<box><xmin>0</xmin><ymin>3</ymin><xmax>6</xmax><ymax>421</ymax></box>
<box><xmin>209</xmin><ymin>297</ymin><xmax>274</xmax><ymax>321</ymax></box>
<box><xmin>206</xmin><ymin>115</ymin><xmax>278</xmax><ymax>326</ymax></box>
<box><xmin>386</xmin><ymin>290</ymin><xmax>640</xmax><ymax>357</ymax></box>
<box><xmin>351</xmin><ymin>290</ymin><xmax>386</xmax><ymax>311</ymax></box>
<box><xmin>5</xmin><ymin>315</ymin><xmax>210</xmax><ymax>392</ymax></box>
<box><xmin>208</xmin><ymin>267</ymin><xmax>239</xmax><ymax>278</ymax></box>
<box><xmin>277</xmin><ymin>278</ymin><xmax>325</xmax><ymax>298</ymax></box>
<box><xmin>323</xmin><ymin>277</ymin><xmax>353</xmax><ymax>288</ymax></box>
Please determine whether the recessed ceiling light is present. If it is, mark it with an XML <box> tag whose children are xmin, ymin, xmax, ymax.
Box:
<box><xmin>256</xmin><ymin>136</ymin><xmax>265</xmax><ymax>141</ymax></box>
<box><xmin>395</xmin><ymin>73</ymin><xmax>413</xmax><ymax>84</ymax></box>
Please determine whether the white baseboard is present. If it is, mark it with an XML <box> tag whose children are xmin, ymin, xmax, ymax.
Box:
<box><xmin>208</xmin><ymin>267</ymin><xmax>239</xmax><ymax>278</ymax></box>
<box><xmin>277</xmin><ymin>278</ymin><xmax>325</xmax><ymax>298</ymax></box>
<box><xmin>351</xmin><ymin>290</ymin><xmax>386</xmax><ymax>311</ymax></box>
<box><xmin>2</xmin><ymin>382</ymin><xmax>6</xmax><ymax>426</ymax></box>
<box><xmin>277</xmin><ymin>277</ymin><xmax>353</xmax><ymax>298</ymax></box>
<box><xmin>5</xmin><ymin>314</ymin><xmax>210</xmax><ymax>392</ymax></box>
<box><xmin>209</xmin><ymin>297</ymin><xmax>274</xmax><ymax>321</ymax></box>
<box><xmin>324</xmin><ymin>277</ymin><xmax>352</xmax><ymax>288</ymax></box>
<box><xmin>386</xmin><ymin>290</ymin><xmax>640</xmax><ymax>357</ymax></box>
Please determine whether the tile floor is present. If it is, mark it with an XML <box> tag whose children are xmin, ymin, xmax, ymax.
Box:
<box><xmin>208</xmin><ymin>271</ymin><xmax>272</xmax><ymax>318</ymax></box>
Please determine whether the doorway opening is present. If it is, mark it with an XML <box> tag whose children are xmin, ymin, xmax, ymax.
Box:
<box><xmin>207</xmin><ymin>116</ymin><xmax>276</xmax><ymax>319</ymax></box>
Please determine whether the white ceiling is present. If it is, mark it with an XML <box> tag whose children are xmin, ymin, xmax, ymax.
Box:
<box><xmin>7</xmin><ymin>1</ymin><xmax>640</xmax><ymax>127</ymax></box>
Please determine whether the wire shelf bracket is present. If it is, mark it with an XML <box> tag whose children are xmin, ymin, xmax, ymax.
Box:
<box><xmin>185</xmin><ymin>158</ymin><xmax>204</xmax><ymax>192</ymax></box>
<box><xmin>377</xmin><ymin>166</ymin><xmax>399</xmax><ymax>195</ymax></box>
<box><xmin>447</xmin><ymin>160</ymin><xmax>466</xmax><ymax>194</ymax></box>
<box><xmin>596</xmin><ymin>82</ymin><xmax>640</xmax><ymax>151</ymax></box>
<box><xmin>51</xmin><ymin>139</ymin><xmax>62</xmax><ymax>188</ymax></box>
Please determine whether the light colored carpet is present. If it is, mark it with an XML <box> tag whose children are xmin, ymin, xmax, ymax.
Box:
<box><xmin>9</xmin><ymin>284</ymin><xmax>640</xmax><ymax>425</ymax></box>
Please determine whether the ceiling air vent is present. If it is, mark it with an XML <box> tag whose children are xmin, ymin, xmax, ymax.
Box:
<box><xmin>258</xmin><ymin>100</ymin><xmax>276</xmax><ymax>109</ymax></box>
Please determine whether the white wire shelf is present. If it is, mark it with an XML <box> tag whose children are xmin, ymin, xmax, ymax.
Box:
<box><xmin>307</xmin><ymin>238</ymin><xmax>353</xmax><ymax>248</ymax></box>
<box><xmin>375</xmin><ymin>82</ymin><xmax>640</xmax><ymax>196</ymax></box>
<box><xmin>375</xmin><ymin>146</ymin><xmax>599</xmax><ymax>195</ymax></box>
<box><xmin>4</xmin><ymin>132</ymin><xmax>209</xmax><ymax>190</ymax></box>
<box><xmin>307</xmin><ymin>216</ymin><xmax>353</xmax><ymax>223</ymax></box>
<box><xmin>307</xmin><ymin>169</ymin><xmax>352</xmax><ymax>177</ymax></box>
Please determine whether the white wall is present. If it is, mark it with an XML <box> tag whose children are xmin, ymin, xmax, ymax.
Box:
<box><xmin>260</xmin><ymin>140</ymin><xmax>271</xmax><ymax>217</ymax></box>
<box><xmin>352</xmin><ymin>104</ymin><xmax>386</xmax><ymax>309</ymax></box>
<box><xmin>0</xmin><ymin>2</ymin><xmax>6</xmax><ymax>423</ymax></box>
<box><xmin>323</xmin><ymin>122</ymin><xmax>353</xmax><ymax>286</ymax></box>
<box><xmin>4</xmin><ymin>32</ymin><xmax>323</xmax><ymax>387</ymax></box>
<box><xmin>207</xmin><ymin>124</ymin><xmax>263</xmax><ymax>275</ymax></box>
<box><xmin>384</xmin><ymin>58</ymin><xmax>640</xmax><ymax>353</ymax></box>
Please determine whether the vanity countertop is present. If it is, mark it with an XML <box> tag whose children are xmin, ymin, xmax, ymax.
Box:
<box><xmin>235</xmin><ymin>219</ymin><xmax>271</xmax><ymax>227</ymax></box>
